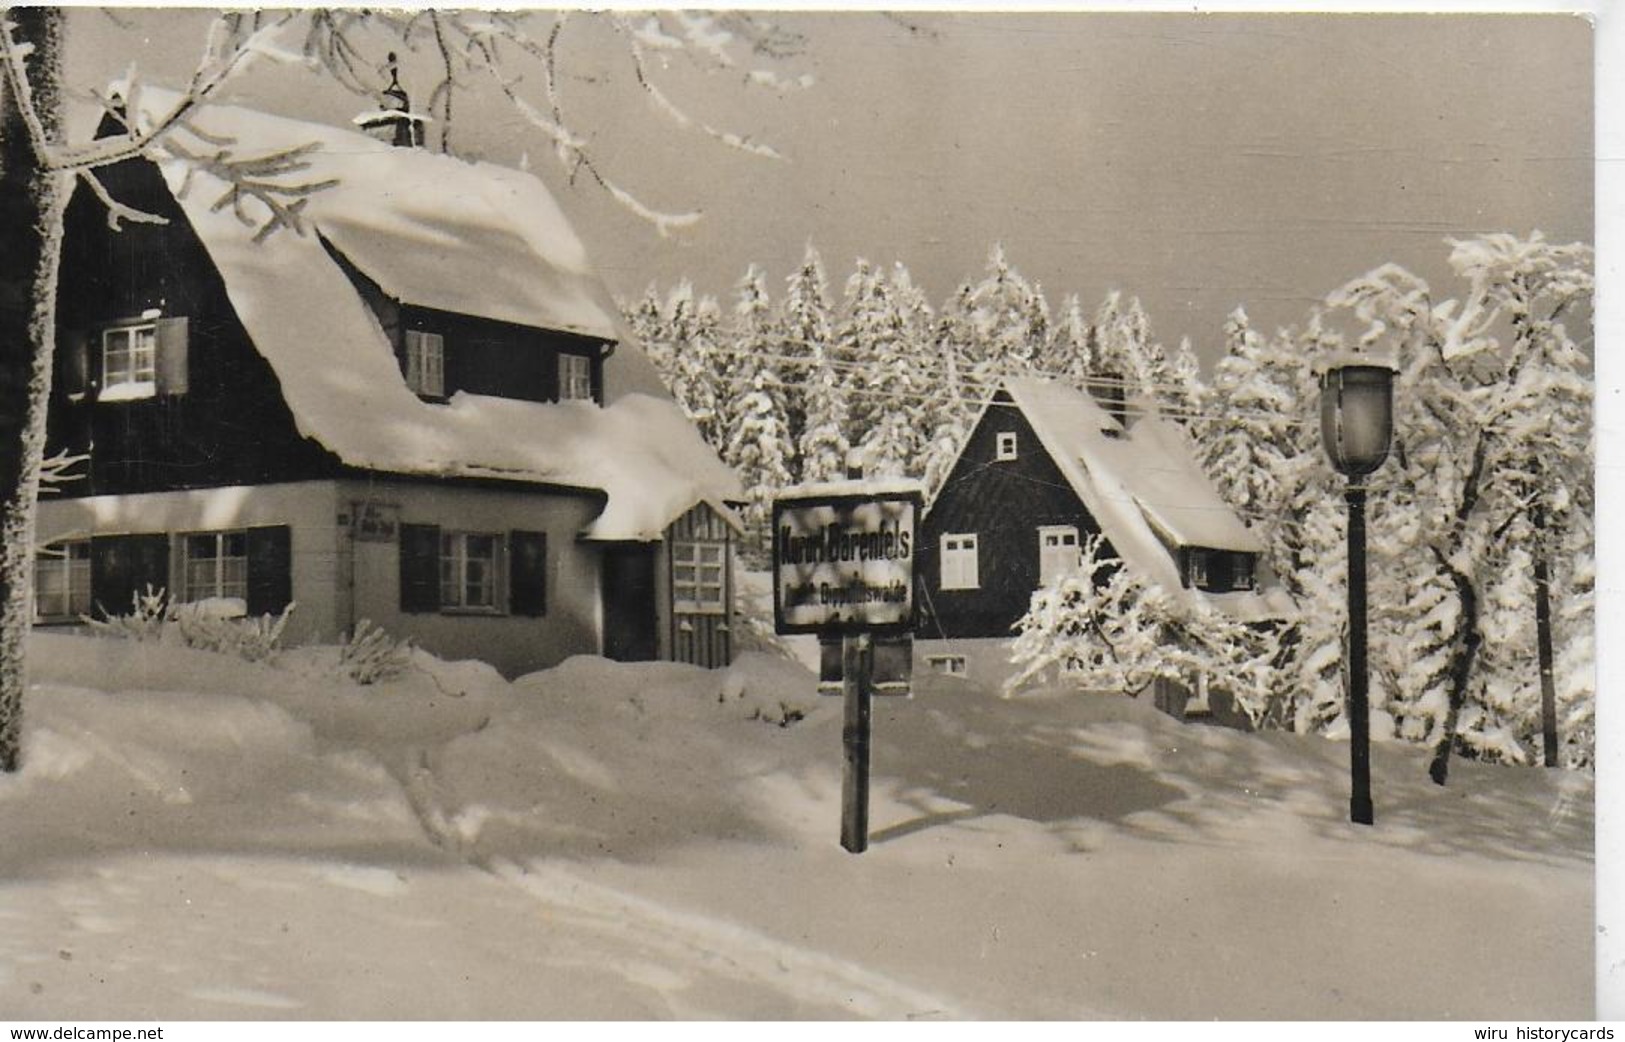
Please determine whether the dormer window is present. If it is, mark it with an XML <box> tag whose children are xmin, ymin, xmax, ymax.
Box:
<box><xmin>1186</xmin><ymin>548</ymin><xmax>1257</xmax><ymax>593</ymax></box>
<box><xmin>405</xmin><ymin>330</ymin><xmax>445</xmax><ymax>398</ymax></box>
<box><xmin>559</xmin><ymin>353</ymin><xmax>593</xmax><ymax>402</ymax></box>
<box><xmin>102</xmin><ymin>322</ymin><xmax>158</xmax><ymax>399</ymax></box>
<box><xmin>996</xmin><ymin>431</ymin><xmax>1018</xmax><ymax>461</ymax></box>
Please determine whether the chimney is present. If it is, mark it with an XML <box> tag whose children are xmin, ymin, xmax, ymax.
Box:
<box><xmin>1088</xmin><ymin>371</ymin><xmax>1130</xmax><ymax>429</ymax></box>
<box><xmin>355</xmin><ymin>53</ymin><xmax>425</xmax><ymax>148</ymax></box>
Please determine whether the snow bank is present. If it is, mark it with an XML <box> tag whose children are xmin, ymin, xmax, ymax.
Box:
<box><xmin>5</xmin><ymin>632</ymin><xmax>1593</xmax><ymax>1019</ymax></box>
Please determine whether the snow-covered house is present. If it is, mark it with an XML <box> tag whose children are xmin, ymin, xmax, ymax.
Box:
<box><xmin>34</xmin><ymin>91</ymin><xmax>742</xmax><ymax>675</ymax></box>
<box><xmin>914</xmin><ymin>376</ymin><xmax>1292</xmax><ymax>705</ymax></box>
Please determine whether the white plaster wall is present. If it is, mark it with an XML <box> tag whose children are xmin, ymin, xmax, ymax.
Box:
<box><xmin>35</xmin><ymin>482</ymin><xmax>344</xmax><ymax>645</ymax></box>
<box><xmin>337</xmin><ymin>478</ymin><xmax>604</xmax><ymax>678</ymax></box>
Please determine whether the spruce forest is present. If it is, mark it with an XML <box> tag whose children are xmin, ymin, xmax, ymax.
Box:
<box><xmin>628</xmin><ymin>235</ymin><xmax>1594</xmax><ymax>774</ymax></box>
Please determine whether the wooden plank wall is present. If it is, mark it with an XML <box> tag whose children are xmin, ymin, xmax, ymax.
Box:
<box><xmin>666</xmin><ymin>503</ymin><xmax>734</xmax><ymax>668</ymax></box>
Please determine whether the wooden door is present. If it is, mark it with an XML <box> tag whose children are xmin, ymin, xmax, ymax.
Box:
<box><xmin>603</xmin><ymin>544</ymin><xmax>659</xmax><ymax>661</ymax></box>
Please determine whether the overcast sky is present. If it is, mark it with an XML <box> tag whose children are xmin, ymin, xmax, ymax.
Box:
<box><xmin>63</xmin><ymin>8</ymin><xmax>1592</xmax><ymax>365</ymax></box>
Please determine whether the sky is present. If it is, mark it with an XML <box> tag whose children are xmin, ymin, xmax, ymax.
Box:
<box><xmin>60</xmin><ymin>7</ymin><xmax>1593</xmax><ymax>367</ymax></box>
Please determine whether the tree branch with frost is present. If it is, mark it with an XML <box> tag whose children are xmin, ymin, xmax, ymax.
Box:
<box><xmin>37</xmin><ymin>447</ymin><xmax>88</xmax><ymax>495</ymax></box>
<box><xmin>161</xmin><ymin>134</ymin><xmax>339</xmax><ymax>242</ymax></box>
<box><xmin>612</xmin><ymin>13</ymin><xmax>785</xmax><ymax>161</ymax></box>
<box><xmin>76</xmin><ymin>169</ymin><xmax>168</xmax><ymax>230</ymax></box>
<box><xmin>10</xmin><ymin>10</ymin><xmax>302</xmax><ymax>174</ymax></box>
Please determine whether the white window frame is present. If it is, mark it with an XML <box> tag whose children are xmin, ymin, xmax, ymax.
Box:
<box><xmin>1038</xmin><ymin>524</ymin><xmax>1082</xmax><ymax>587</ymax></box>
<box><xmin>927</xmin><ymin>654</ymin><xmax>967</xmax><ymax>677</ymax></box>
<box><xmin>1188</xmin><ymin>550</ymin><xmax>1209</xmax><ymax>589</ymax></box>
<box><xmin>405</xmin><ymin>330</ymin><xmax>446</xmax><ymax>397</ymax></box>
<box><xmin>181</xmin><ymin>530</ymin><xmax>249</xmax><ymax>607</ymax></box>
<box><xmin>440</xmin><ymin>531</ymin><xmax>501</xmax><ymax>612</ymax></box>
<box><xmin>995</xmin><ymin>431</ymin><xmax>1019</xmax><ymax>461</ymax></box>
<box><xmin>559</xmin><ymin>353</ymin><xmax>593</xmax><ymax>402</ymax></box>
<box><xmin>101</xmin><ymin>322</ymin><xmax>158</xmax><ymax>399</ymax></box>
<box><xmin>940</xmin><ymin>533</ymin><xmax>979</xmax><ymax>590</ymax></box>
<box><xmin>34</xmin><ymin>540</ymin><xmax>91</xmax><ymax>620</ymax></box>
<box><xmin>672</xmin><ymin>539</ymin><xmax>727</xmax><ymax>614</ymax></box>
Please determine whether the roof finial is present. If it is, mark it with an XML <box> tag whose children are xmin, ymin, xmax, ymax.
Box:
<box><xmin>355</xmin><ymin>50</ymin><xmax>424</xmax><ymax>148</ymax></box>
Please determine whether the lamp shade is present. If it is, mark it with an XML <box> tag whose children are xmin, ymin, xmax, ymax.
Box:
<box><xmin>1320</xmin><ymin>363</ymin><xmax>1394</xmax><ymax>477</ymax></box>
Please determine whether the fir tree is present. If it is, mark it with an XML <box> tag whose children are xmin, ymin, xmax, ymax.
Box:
<box><xmin>780</xmin><ymin>244</ymin><xmax>835</xmax><ymax>479</ymax></box>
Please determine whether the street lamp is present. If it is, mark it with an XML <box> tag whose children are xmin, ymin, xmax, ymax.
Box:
<box><xmin>1320</xmin><ymin>360</ymin><xmax>1395</xmax><ymax>827</ymax></box>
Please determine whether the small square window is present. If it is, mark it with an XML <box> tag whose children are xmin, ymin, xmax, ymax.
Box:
<box><xmin>405</xmin><ymin>330</ymin><xmax>445</xmax><ymax>398</ymax></box>
<box><xmin>102</xmin><ymin>323</ymin><xmax>158</xmax><ymax>399</ymax></box>
<box><xmin>927</xmin><ymin>655</ymin><xmax>967</xmax><ymax>677</ymax></box>
<box><xmin>996</xmin><ymin>431</ymin><xmax>1018</xmax><ymax>461</ymax></box>
<box><xmin>673</xmin><ymin>539</ymin><xmax>727</xmax><ymax>613</ymax></box>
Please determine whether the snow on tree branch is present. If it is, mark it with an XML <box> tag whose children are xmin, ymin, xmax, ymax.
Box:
<box><xmin>76</xmin><ymin>169</ymin><xmax>168</xmax><ymax>231</ymax></box>
<box><xmin>162</xmin><ymin>133</ymin><xmax>339</xmax><ymax>242</ymax></box>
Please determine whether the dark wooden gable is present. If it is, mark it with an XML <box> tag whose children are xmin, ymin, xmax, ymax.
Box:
<box><xmin>49</xmin><ymin>152</ymin><xmax>341</xmax><ymax>496</ymax></box>
<box><xmin>916</xmin><ymin>391</ymin><xmax>1117</xmax><ymax>640</ymax></box>
<box><xmin>322</xmin><ymin>238</ymin><xmax>610</xmax><ymax>405</ymax></box>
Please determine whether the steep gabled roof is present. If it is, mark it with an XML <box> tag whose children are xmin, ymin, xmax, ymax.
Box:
<box><xmin>980</xmin><ymin>377</ymin><xmax>1289</xmax><ymax>619</ymax></box>
<box><xmin>122</xmin><ymin>91</ymin><xmax>739</xmax><ymax>541</ymax></box>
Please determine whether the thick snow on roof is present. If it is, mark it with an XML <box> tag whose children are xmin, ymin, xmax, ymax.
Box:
<box><xmin>138</xmin><ymin>89</ymin><xmax>618</xmax><ymax>339</ymax></box>
<box><xmin>1000</xmin><ymin>378</ymin><xmax>1289</xmax><ymax>620</ymax></box>
<box><xmin>129</xmin><ymin>91</ymin><xmax>736</xmax><ymax>540</ymax></box>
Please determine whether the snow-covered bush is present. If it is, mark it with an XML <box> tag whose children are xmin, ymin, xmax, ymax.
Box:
<box><xmin>83</xmin><ymin>587</ymin><xmax>293</xmax><ymax>664</ymax></box>
<box><xmin>172</xmin><ymin>601</ymin><xmax>294</xmax><ymax>663</ymax></box>
<box><xmin>1006</xmin><ymin>536</ymin><xmax>1280</xmax><ymax>725</ymax></box>
<box><xmin>338</xmin><ymin>619</ymin><xmax>415</xmax><ymax>685</ymax></box>
<box><xmin>83</xmin><ymin>586</ymin><xmax>170</xmax><ymax>642</ymax></box>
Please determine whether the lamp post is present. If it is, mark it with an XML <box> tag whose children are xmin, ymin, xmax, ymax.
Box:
<box><xmin>1319</xmin><ymin>360</ymin><xmax>1395</xmax><ymax>827</ymax></box>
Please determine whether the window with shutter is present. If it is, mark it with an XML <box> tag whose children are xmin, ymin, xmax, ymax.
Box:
<box><xmin>95</xmin><ymin>317</ymin><xmax>188</xmax><ymax>400</ymax></box>
<box><xmin>89</xmin><ymin>533</ymin><xmax>170</xmax><ymax>619</ymax></box>
<box><xmin>509</xmin><ymin>530</ymin><xmax>547</xmax><ymax>617</ymax></box>
<box><xmin>246</xmin><ymin>526</ymin><xmax>293</xmax><ymax>615</ymax></box>
<box><xmin>60</xmin><ymin>330</ymin><xmax>91</xmax><ymax>399</ymax></box>
<box><xmin>155</xmin><ymin>316</ymin><xmax>189</xmax><ymax>396</ymax></box>
<box><xmin>439</xmin><ymin>531</ymin><xmax>500</xmax><ymax>610</ymax></box>
<box><xmin>181</xmin><ymin>530</ymin><xmax>249</xmax><ymax>609</ymax></box>
<box><xmin>399</xmin><ymin>523</ymin><xmax>442</xmax><ymax>613</ymax></box>
<box><xmin>100</xmin><ymin>323</ymin><xmax>157</xmax><ymax>400</ymax></box>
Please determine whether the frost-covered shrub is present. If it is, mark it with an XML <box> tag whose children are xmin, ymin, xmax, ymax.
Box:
<box><xmin>83</xmin><ymin>586</ymin><xmax>169</xmax><ymax>642</ymax></box>
<box><xmin>1007</xmin><ymin>535</ymin><xmax>1281</xmax><ymax>725</ymax></box>
<box><xmin>172</xmin><ymin>601</ymin><xmax>294</xmax><ymax>663</ymax></box>
<box><xmin>338</xmin><ymin>619</ymin><xmax>414</xmax><ymax>685</ymax></box>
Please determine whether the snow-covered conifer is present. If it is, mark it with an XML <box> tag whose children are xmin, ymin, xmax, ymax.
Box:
<box><xmin>779</xmin><ymin>245</ymin><xmax>836</xmax><ymax>479</ymax></box>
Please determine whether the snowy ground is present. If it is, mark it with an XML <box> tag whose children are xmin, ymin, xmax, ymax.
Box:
<box><xmin>0</xmin><ymin>630</ymin><xmax>1593</xmax><ymax>1021</ymax></box>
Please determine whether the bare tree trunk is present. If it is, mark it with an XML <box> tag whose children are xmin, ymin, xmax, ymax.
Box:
<box><xmin>1427</xmin><ymin>555</ymin><xmax>1482</xmax><ymax>786</ymax></box>
<box><xmin>0</xmin><ymin>7</ymin><xmax>67</xmax><ymax>772</ymax></box>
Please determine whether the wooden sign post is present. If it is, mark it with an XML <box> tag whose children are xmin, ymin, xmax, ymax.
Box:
<box><xmin>840</xmin><ymin>633</ymin><xmax>873</xmax><ymax>853</ymax></box>
<box><xmin>772</xmin><ymin>481</ymin><xmax>922</xmax><ymax>854</ymax></box>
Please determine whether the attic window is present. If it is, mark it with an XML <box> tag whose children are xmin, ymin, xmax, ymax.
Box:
<box><xmin>559</xmin><ymin>353</ymin><xmax>593</xmax><ymax>402</ymax></box>
<box><xmin>102</xmin><ymin>323</ymin><xmax>157</xmax><ymax>398</ymax></box>
<box><xmin>405</xmin><ymin>330</ymin><xmax>445</xmax><ymax>398</ymax></box>
<box><xmin>995</xmin><ymin>431</ymin><xmax>1018</xmax><ymax>461</ymax></box>
<box><xmin>1187</xmin><ymin>549</ymin><xmax>1257</xmax><ymax>593</ymax></box>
